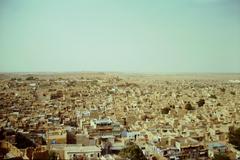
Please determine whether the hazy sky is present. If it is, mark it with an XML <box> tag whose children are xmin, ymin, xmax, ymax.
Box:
<box><xmin>0</xmin><ymin>0</ymin><xmax>240</xmax><ymax>73</ymax></box>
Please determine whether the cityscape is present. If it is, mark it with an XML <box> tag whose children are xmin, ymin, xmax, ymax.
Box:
<box><xmin>0</xmin><ymin>73</ymin><xmax>240</xmax><ymax>159</ymax></box>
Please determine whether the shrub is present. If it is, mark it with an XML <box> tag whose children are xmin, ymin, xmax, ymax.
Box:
<box><xmin>161</xmin><ymin>107</ymin><xmax>171</xmax><ymax>114</ymax></box>
<box><xmin>185</xmin><ymin>102</ymin><xmax>195</xmax><ymax>110</ymax></box>
<box><xmin>209</xmin><ymin>94</ymin><xmax>217</xmax><ymax>99</ymax></box>
<box><xmin>119</xmin><ymin>142</ymin><xmax>147</xmax><ymax>160</ymax></box>
<box><xmin>212</xmin><ymin>153</ymin><xmax>230</xmax><ymax>160</ymax></box>
<box><xmin>197</xmin><ymin>99</ymin><xmax>205</xmax><ymax>107</ymax></box>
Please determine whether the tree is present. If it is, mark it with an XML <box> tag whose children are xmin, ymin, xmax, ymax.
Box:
<box><xmin>161</xmin><ymin>107</ymin><xmax>171</xmax><ymax>114</ymax></box>
<box><xmin>212</xmin><ymin>153</ymin><xmax>230</xmax><ymax>160</ymax></box>
<box><xmin>220</xmin><ymin>88</ymin><xmax>226</xmax><ymax>92</ymax></box>
<box><xmin>209</xmin><ymin>94</ymin><xmax>217</xmax><ymax>99</ymax></box>
<box><xmin>119</xmin><ymin>142</ymin><xmax>147</xmax><ymax>160</ymax></box>
<box><xmin>230</xmin><ymin>91</ymin><xmax>236</xmax><ymax>95</ymax></box>
<box><xmin>228</xmin><ymin>127</ymin><xmax>240</xmax><ymax>150</ymax></box>
<box><xmin>197</xmin><ymin>99</ymin><xmax>205</xmax><ymax>107</ymax></box>
<box><xmin>185</xmin><ymin>102</ymin><xmax>195</xmax><ymax>110</ymax></box>
<box><xmin>15</xmin><ymin>133</ymin><xmax>36</xmax><ymax>149</ymax></box>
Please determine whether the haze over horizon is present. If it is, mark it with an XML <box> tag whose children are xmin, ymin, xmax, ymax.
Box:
<box><xmin>0</xmin><ymin>0</ymin><xmax>240</xmax><ymax>73</ymax></box>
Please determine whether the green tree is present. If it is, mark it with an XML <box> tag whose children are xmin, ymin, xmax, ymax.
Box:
<box><xmin>230</xmin><ymin>91</ymin><xmax>236</xmax><ymax>95</ymax></box>
<box><xmin>229</xmin><ymin>127</ymin><xmax>240</xmax><ymax>150</ymax></box>
<box><xmin>119</xmin><ymin>142</ymin><xmax>147</xmax><ymax>160</ymax></box>
<box><xmin>196</xmin><ymin>99</ymin><xmax>205</xmax><ymax>107</ymax></box>
<box><xmin>15</xmin><ymin>133</ymin><xmax>36</xmax><ymax>149</ymax></box>
<box><xmin>185</xmin><ymin>102</ymin><xmax>195</xmax><ymax>110</ymax></box>
<box><xmin>212</xmin><ymin>153</ymin><xmax>230</xmax><ymax>160</ymax></box>
<box><xmin>209</xmin><ymin>94</ymin><xmax>217</xmax><ymax>99</ymax></box>
<box><xmin>161</xmin><ymin>107</ymin><xmax>171</xmax><ymax>114</ymax></box>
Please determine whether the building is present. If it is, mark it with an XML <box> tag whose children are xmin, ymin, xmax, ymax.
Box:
<box><xmin>46</xmin><ymin>129</ymin><xmax>67</xmax><ymax>145</ymax></box>
<box><xmin>90</xmin><ymin>118</ymin><xmax>113</xmax><ymax>137</ymax></box>
<box><xmin>50</xmin><ymin>144</ymin><xmax>101</xmax><ymax>160</ymax></box>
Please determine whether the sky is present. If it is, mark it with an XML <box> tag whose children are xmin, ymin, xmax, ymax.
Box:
<box><xmin>0</xmin><ymin>0</ymin><xmax>240</xmax><ymax>73</ymax></box>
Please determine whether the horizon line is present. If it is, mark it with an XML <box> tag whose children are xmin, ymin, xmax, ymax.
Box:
<box><xmin>0</xmin><ymin>71</ymin><xmax>240</xmax><ymax>75</ymax></box>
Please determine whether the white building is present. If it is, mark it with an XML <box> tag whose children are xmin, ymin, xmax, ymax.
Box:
<box><xmin>50</xmin><ymin>144</ymin><xmax>101</xmax><ymax>160</ymax></box>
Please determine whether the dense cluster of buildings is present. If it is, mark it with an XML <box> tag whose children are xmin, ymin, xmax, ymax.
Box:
<box><xmin>0</xmin><ymin>73</ymin><xmax>240</xmax><ymax>160</ymax></box>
